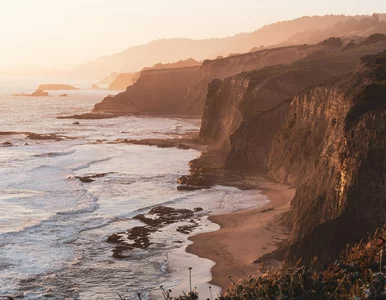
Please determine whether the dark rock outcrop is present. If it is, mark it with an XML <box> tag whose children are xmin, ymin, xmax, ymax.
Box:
<box><xmin>1</xmin><ymin>142</ymin><xmax>13</xmax><ymax>147</ymax></box>
<box><xmin>73</xmin><ymin>173</ymin><xmax>113</xmax><ymax>183</ymax></box>
<box><xmin>107</xmin><ymin>206</ymin><xmax>203</xmax><ymax>258</ymax></box>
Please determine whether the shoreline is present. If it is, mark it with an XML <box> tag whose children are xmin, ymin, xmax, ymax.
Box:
<box><xmin>186</xmin><ymin>176</ymin><xmax>296</xmax><ymax>293</ymax></box>
<box><xmin>121</xmin><ymin>133</ymin><xmax>296</xmax><ymax>295</ymax></box>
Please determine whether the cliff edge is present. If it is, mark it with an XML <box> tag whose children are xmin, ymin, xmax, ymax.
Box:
<box><xmin>93</xmin><ymin>43</ymin><xmax>341</xmax><ymax>117</ymax></box>
<box><xmin>225</xmin><ymin>50</ymin><xmax>386</xmax><ymax>265</ymax></box>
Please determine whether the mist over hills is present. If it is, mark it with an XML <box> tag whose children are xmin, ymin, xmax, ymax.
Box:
<box><xmin>69</xmin><ymin>14</ymin><xmax>386</xmax><ymax>79</ymax></box>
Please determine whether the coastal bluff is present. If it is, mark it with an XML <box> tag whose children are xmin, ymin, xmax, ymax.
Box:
<box><xmin>199</xmin><ymin>40</ymin><xmax>386</xmax><ymax>266</ymax></box>
<box><xmin>92</xmin><ymin>43</ymin><xmax>341</xmax><ymax>117</ymax></box>
<box><xmin>38</xmin><ymin>84</ymin><xmax>79</xmax><ymax>90</ymax></box>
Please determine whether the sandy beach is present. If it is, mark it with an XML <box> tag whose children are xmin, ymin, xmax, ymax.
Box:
<box><xmin>186</xmin><ymin>176</ymin><xmax>296</xmax><ymax>293</ymax></box>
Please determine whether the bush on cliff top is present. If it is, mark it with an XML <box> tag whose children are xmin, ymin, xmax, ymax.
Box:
<box><xmin>155</xmin><ymin>227</ymin><xmax>386</xmax><ymax>299</ymax></box>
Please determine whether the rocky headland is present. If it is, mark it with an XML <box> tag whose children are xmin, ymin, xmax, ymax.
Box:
<box><xmin>195</xmin><ymin>42</ymin><xmax>386</xmax><ymax>271</ymax></box>
<box><xmin>38</xmin><ymin>84</ymin><xmax>78</xmax><ymax>90</ymax></box>
<box><xmin>14</xmin><ymin>88</ymin><xmax>48</xmax><ymax>97</ymax></box>
<box><xmin>93</xmin><ymin>33</ymin><xmax>386</xmax><ymax>292</ymax></box>
<box><xmin>93</xmin><ymin>42</ymin><xmax>344</xmax><ymax>117</ymax></box>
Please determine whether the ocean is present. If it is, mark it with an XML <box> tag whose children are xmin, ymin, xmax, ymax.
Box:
<box><xmin>0</xmin><ymin>78</ymin><xmax>269</xmax><ymax>299</ymax></box>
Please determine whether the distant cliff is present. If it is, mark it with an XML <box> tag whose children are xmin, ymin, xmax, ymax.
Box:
<box><xmin>106</xmin><ymin>58</ymin><xmax>201</xmax><ymax>91</ymax></box>
<box><xmin>108</xmin><ymin>73</ymin><xmax>137</xmax><ymax>90</ymax></box>
<box><xmin>38</xmin><ymin>84</ymin><xmax>78</xmax><ymax>90</ymax></box>
<box><xmin>97</xmin><ymin>72</ymin><xmax>119</xmax><ymax>85</ymax></box>
<box><xmin>197</xmin><ymin>37</ymin><xmax>386</xmax><ymax>265</ymax></box>
<box><xmin>93</xmin><ymin>42</ymin><xmax>341</xmax><ymax>117</ymax></box>
<box><xmin>94</xmin><ymin>66</ymin><xmax>202</xmax><ymax>116</ymax></box>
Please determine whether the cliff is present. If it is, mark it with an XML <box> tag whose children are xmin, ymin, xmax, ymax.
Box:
<box><xmin>224</xmin><ymin>50</ymin><xmax>386</xmax><ymax>265</ymax></box>
<box><xmin>93</xmin><ymin>42</ymin><xmax>341</xmax><ymax>117</ymax></box>
<box><xmin>106</xmin><ymin>59</ymin><xmax>201</xmax><ymax>91</ymax></box>
<box><xmin>94</xmin><ymin>66</ymin><xmax>202</xmax><ymax>116</ymax></box>
<box><xmin>108</xmin><ymin>73</ymin><xmax>137</xmax><ymax>90</ymax></box>
<box><xmin>200</xmin><ymin>36</ymin><xmax>386</xmax><ymax>148</ymax></box>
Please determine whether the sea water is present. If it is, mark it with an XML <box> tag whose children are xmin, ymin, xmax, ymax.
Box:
<box><xmin>0</xmin><ymin>78</ymin><xmax>269</xmax><ymax>299</ymax></box>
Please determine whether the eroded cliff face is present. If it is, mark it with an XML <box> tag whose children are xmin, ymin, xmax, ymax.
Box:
<box><xmin>200</xmin><ymin>44</ymin><xmax>337</xmax><ymax>79</ymax></box>
<box><xmin>201</xmin><ymin>40</ymin><xmax>386</xmax><ymax>149</ymax></box>
<box><xmin>92</xmin><ymin>43</ymin><xmax>341</xmax><ymax>117</ymax></box>
<box><xmin>93</xmin><ymin>66</ymin><xmax>202</xmax><ymax>116</ymax></box>
<box><xmin>226</xmin><ymin>51</ymin><xmax>386</xmax><ymax>265</ymax></box>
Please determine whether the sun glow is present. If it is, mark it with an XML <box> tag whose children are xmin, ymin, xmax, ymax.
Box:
<box><xmin>0</xmin><ymin>0</ymin><xmax>384</xmax><ymax>73</ymax></box>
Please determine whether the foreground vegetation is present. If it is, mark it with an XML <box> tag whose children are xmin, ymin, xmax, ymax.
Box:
<box><xmin>148</xmin><ymin>227</ymin><xmax>386</xmax><ymax>299</ymax></box>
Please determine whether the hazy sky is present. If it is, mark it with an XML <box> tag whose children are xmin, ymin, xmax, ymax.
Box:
<box><xmin>0</xmin><ymin>0</ymin><xmax>385</xmax><ymax>70</ymax></box>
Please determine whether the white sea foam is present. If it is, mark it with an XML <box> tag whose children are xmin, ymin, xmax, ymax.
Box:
<box><xmin>0</xmin><ymin>81</ymin><xmax>265</xmax><ymax>299</ymax></box>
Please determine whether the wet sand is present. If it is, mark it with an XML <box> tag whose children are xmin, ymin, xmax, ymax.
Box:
<box><xmin>186</xmin><ymin>176</ymin><xmax>296</xmax><ymax>293</ymax></box>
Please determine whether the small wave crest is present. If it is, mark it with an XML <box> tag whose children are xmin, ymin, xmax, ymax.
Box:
<box><xmin>70</xmin><ymin>157</ymin><xmax>112</xmax><ymax>171</ymax></box>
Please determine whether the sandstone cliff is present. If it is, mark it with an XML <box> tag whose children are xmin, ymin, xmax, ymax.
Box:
<box><xmin>93</xmin><ymin>42</ymin><xmax>341</xmax><ymax>117</ymax></box>
<box><xmin>201</xmin><ymin>37</ymin><xmax>386</xmax><ymax>149</ymax></box>
<box><xmin>94</xmin><ymin>66</ymin><xmax>202</xmax><ymax>116</ymax></box>
<box><xmin>222</xmin><ymin>50</ymin><xmax>386</xmax><ymax>265</ymax></box>
<box><xmin>106</xmin><ymin>59</ymin><xmax>201</xmax><ymax>91</ymax></box>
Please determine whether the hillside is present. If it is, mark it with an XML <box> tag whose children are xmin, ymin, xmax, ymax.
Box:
<box><xmin>106</xmin><ymin>58</ymin><xmax>201</xmax><ymax>91</ymax></box>
<box><xmin>93</xmin><ymin>41</ymin><xmax>342</xmax><ymax>117</ymax></box>
<box><xmin>69</xmin><ymin>15</ymin><xmax>378</xmax><ymax>79</ymax></box>
<box><xmin>282</xmin><ymin>13</ymin><xmax>386</xmax><ymax>46</ymax></box>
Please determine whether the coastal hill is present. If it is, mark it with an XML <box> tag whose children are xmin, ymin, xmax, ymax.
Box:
<box><xmin>69</xmin><ymin>14</ymin><xmax>384</xmax><ymax>79</ymax></box>
<box><xmin>198</xmin><ymin>36</ymin><xmax>386</xmax><ymax>266</ymax></box>
<box><xmin>280</xmin><ymin>13</ymin><xmax>386</xmax><ymax>46</ymax></box>
<box><xmin>97</xmin><ymin>72</ymin><xmax>119</xmax><ymax>85</ymax></box>
<box><xmin>38</xmin><ymin>84</ymin><xmax>78</xmax><ymax>90</ymax></box>
<box><xmin>107</xmin><ymin>73</ymin><xmax>137</xmax><ymax>90</ymax></box>
<box><xmin>92</xmin><ymin>32</ymin><xmax>386</xmax><ymax>282</ymax></box>
<box><xmin>107</xmin><ymin>58</ymin><xmax>200</xmax><ymax>91</ymax></box>
<box><xmin>93</xmin><ymin>42</ymin><xmax>343</xmax><ymax>117</ymax></box>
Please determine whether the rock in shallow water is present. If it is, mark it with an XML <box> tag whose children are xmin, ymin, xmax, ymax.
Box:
<box><xmin>107</xmin><ymin>206</ymin><xmax>203</xmax><ymax>258</ymax></box>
